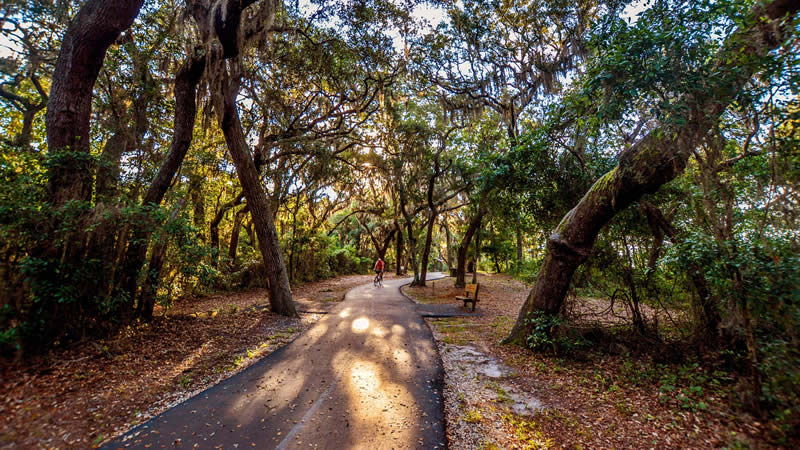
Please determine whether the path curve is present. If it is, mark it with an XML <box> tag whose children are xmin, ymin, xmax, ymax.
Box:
<box><xmin>105</xmin><ymin>274</ymin><xmax>446</xmax><ymax>449</ymax></box>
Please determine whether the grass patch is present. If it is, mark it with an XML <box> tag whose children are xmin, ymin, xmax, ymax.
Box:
<box><xmin>487</xmin><ymin>381</ymin><xmax>514</xmax><ymax>405</ymax></box>
<box><xmin>431</xmin><ymin>317</ymin><xmax>476</xmax><ymax>345</ymax></box>
<box><xmin>465</xmin><ymin>409</ymin><xmax>483</xmax><ymax>423</ymax></box>
<box><xmin>503</xmin><ymin>414</ymin><xmax>553</xmax><ymax>448</ymax></box>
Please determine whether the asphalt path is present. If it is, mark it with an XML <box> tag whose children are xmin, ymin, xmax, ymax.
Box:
<box><xmin>105</xmin><ymin>273</ymin><xmax>446</xmax><ymax>449</ymax></box>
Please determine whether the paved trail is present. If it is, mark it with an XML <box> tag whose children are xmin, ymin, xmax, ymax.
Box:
<box><xmin>106</xmin><ymin>274</ymin><xmax>446</xmax><ymax>449</ymax></box>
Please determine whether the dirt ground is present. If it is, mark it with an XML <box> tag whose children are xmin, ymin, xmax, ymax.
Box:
<box><xmin>0</xmin><ymin>273</ymin><xmax>386</xmax><ymax>449</ymax></box>
<box><xmin>403</xmin><ymin>273</ymin><xmax>778</xmax><ymax>449</ymax></box>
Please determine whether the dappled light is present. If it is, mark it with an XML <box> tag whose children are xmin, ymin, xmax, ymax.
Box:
<box><xmin>1</xmin><ymin>0</ymin><xmax>797</xmax><ymax>446</ymax></box>
<box><xmin>351</xmin><ymin>317</ymin><xmax>370</xmax><ymax>333</ymax></box>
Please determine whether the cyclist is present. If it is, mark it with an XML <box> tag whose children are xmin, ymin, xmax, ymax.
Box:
<box><xmin>373</xmin><ymin>257</ymin><xmax>385</xmax><ymax>285</ymax></box>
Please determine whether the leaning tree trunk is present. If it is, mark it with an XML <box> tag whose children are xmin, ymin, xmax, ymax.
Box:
<box><xmin>115</xmin><ymin>53</ymin><xmax>206</xmax><ymax>318</ymax></box>
<box><xmin>505</xmin><ymin>0</ymin><xmax>799</xmax><ymax>345</ymax></box>
<box><xmin>405</xmin><ymin>220</ymin><xmax>420</xmax><ymax>284</ymax></box>
<box><xmin>216</xmin><ymin>69</ymin><xmax>297</xmax><ymax>317</ymax></box>
<box><xmin>28</xmin><ymin>0</ymin><xmax>144</xmax><ymax>347</ymax></box>
<box><xmin>418</xmin><ymin>211</ymin><xmax>437</xmax><ymax>286</ymax></box>
<box><xmin>138</xmin><ymin>199</ymin><xmax>187</xmax><ymax>321</ymax></box>
<box><xmin>45</xmin><ymin>0</ymin><xmax>145</xmax><ymax>208</ymax></box>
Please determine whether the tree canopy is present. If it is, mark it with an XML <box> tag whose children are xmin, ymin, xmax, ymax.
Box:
<box><xmin>1</xmin><ymin>0</ymin><xmax>798</xmax><ymax>437</ymax></box>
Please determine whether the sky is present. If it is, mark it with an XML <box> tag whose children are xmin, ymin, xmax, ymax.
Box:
<box><xmin>622</xmin><ymin>0</ymin><xmax>650</xmax><ymax>22</ymax></box>
<box><xmin>0</xmin><ymin>25</ymin><xmax>16</xmax><ymax>59</ymax></box>
<box><xmin>0</xmin><ymin>0</ymin><xmax>651</xmax><ymax>61</ymax></box>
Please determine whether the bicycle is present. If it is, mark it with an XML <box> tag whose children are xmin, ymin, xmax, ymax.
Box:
<box><xmin>373</xmin><ymin>271</ymin><xmax>384</xmax><ymax>287</ymax></box>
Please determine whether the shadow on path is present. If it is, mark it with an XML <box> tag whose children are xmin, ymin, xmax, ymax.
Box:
<box><xmin>104</xmin><ymin>274</ymin><xmax>447</xmax><ymax>449</ymax></box>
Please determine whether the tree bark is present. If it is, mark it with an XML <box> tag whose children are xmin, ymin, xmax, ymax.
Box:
<box><xmin>138</xmin><ymin>199</ymin><xmax>187</xmax><ymax>321</ymax></box>
<box><xmin>456</xmin><ymin>202</ymin><xmax>486</xmax><ymax>288</ymax></box>
<box><xmin>210</xmin><ymin>192</ymin><xmax>245</xmax><ymax>266</ymax></box>
<box><xmin>505</xmin><ymin>0</ymin><xmax>799</xmax><ymax>345</ymax></box>
<box><xmin>45</xmin><ymin>0</ymin><xmax>145</xmax><ymax>208</ymax></box>
<box><xmin>229</xmin><ymin>206</ymin><xmax>248</xmax><ymax>268</ymax></box>
<box><xmin>215</xmin><ymin>68</ymin><xmax>297</xmax><ymax>317</ymax></box>
<box><xmin>419</xmin><ymin>212</ymin><xmax>436</xmax><ymax>286</ymax></box>
<box><xmin>440</xmin><ymin>217</ymin><xmax>454</xmax><ymax>269</ymax></box>
<box><xmin>472</xmin><ymin>217</ymin><xmax>481</xmax><ymax>284</ymax></box>
<box><xmin>115</xmin><ymin>53</ymin><xmax>206</xmax><ymax>314</ymax></box>
<box><xmin>27</xmin><ymin>0</ymin><xmax>144</xmax><ymax>346</ymax></box>
<box><xmin>395</xmin><ymin>220</ymin><xmax>404</xmax><ymax>275</ymax></box>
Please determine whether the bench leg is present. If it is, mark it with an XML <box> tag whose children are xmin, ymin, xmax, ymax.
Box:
<box><xmin>472</xmin><ymin>301</ymin><xmax>476</xmax><ymax>312</ymax></box>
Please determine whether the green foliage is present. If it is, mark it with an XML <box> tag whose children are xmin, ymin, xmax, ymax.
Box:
<box><xmin>510</xmin><ymin>258</ymin><xmax>545</xmax><ymax>284</ymax></box>
<box><xmin>667</xmin><ymin>229</ymin><xmax>800</xmax><ymax>436</ymax></box>
<box><xmin>525</xmin><ymin>311</ymin><xmax>588</xmax><ymax>353</ymax></box>
<box><xmin>464</xmin><ymin>408</ymin><xmax>483</xmax><ymax>423</ymax></box>
<box><xmin>496</xmin><ymin>128</ymin><xmax>597</xmax><ymax>231</ymax></box>
<box><xmin>288</xmin><ymin>233</ymin><xmax>372</xmax><ymax>283</ymax></box>
<box><xmin>157</xmin><ymin>215</ymin><xmax>220</xmax><ymax>299</ymax></box>
<box><xmin>582</xmin><ymin>0</ymin><xmax>751</xmax><ymax>126</ymax></box>
<box><xmin>502</xmin><ymin>414</ymin><xmax>553</xmax><ymax>448</ymax></box>
<box><xmin>0</xmin><ymin>141</ymin><xmax>219</xmax><ymax>351</ymax></box>
<box><xmin>656</xmin><ymin>362</ymin><xmax>724</xmax><ymax>412</ymax></box>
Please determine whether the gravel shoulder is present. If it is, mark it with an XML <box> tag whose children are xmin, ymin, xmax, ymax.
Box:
<box><xmin>403</xmin><ymin>273</ymin><xmax>774</xmax><ymax>449</ymax></box>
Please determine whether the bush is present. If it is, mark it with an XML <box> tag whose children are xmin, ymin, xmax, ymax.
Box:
<box><xmin>667</xmin><ymin>230</ymin><xmax>800</xmax><ymax>439</ymax></box>
<box><xmin>525</xmin><ymin>311</ymin><xmax>588</xmax><ymax>354</ymax></box>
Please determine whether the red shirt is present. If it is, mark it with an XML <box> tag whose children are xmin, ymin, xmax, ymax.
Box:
<box><xmin>374</xmin><ymin>260</ymin><xmax>384</xmax><ymax>271</ymax></box>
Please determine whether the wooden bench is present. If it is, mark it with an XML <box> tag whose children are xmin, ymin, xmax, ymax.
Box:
<box><xmin>456</xmin><ymin>283</ymin><xmax>480</xmax><ymax>312</ymax></box>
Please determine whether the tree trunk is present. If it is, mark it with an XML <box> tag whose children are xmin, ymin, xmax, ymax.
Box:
<box><xmin>472</xmin><ymin>217</ymin><xmax>481</xmax><ymax>284</ymax></box>
<box><xmin>441</xmin><ymin>217</ymin><xmax>454</xmax><ymax>269</ymax></box>
<box><xmin>456</xmin><ymin>205</ymin><xmax>486</xmax><ymax>288</ymax></box>
<box><xmin>137</xmin><ymin>239</ymin><xmax>168</xmax><ymax>321</ymax></box>
<box><xmin>418</xmin><ymin>212</ymin><xmax>437</xmax><ymax>286</ymax></box>
<box><xmin>228</xmin><ymin>206</ymin><xmax>247</xmax><ymax>268</ymax></box>
<box><xmin>505</xmin><ymin>1</ymin><xmax>799</xmax><ymax>345</ymax></box>
<box><xmin>289</xmin><ymin>201</ymin><xmax>299</xmax><ymax>283</ymax></box>
<box><xmin>115</xmin><ymin>53</ymin><xmax>206</xmax><ymax>317</ymax></box>
<box><xmin>26</xmin><ymin>0</ymin><xmax>144</xmax><ymax>346</ymax></box>
<box><xmin>244</xmin><ymin>220</ymin><xmax>256</xmax><ymax>250</ymax></box>
<box><xmin>516</xmin><ymin>226</ymin><xmax>523</xmax><ymax>270</ymax></box>
<box><xmin>45</xmin><ymin>0</ymin><xmax>145</xmax><ymax>208</ymax></box>
<box><xmin>406</xmin><ymin>221</ymin><xmax>419</xmax><ymax>284</ymax></box>
<box><xmin>215</xmin><ymin>68</ymin><xmax>296</xmax><ymax>317</ymax></box>
<box><xmin>395</xmin><ymin>220</ymin><xmax>404</xmax><ymax>275</ymax></box>
<box><xmin>399</xmin><ymin>189</ymin><xmax>421</xmax><ymax>284</ymax></box>
<box><xmin>210</xmin><ymin>193</ymin><xmax>244</xmax><ymax>266</ymax></box>
<box><xmin>138</xmin><ymin>199</ymin><xmax>186</xmax><ymax>321</ymax></box>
